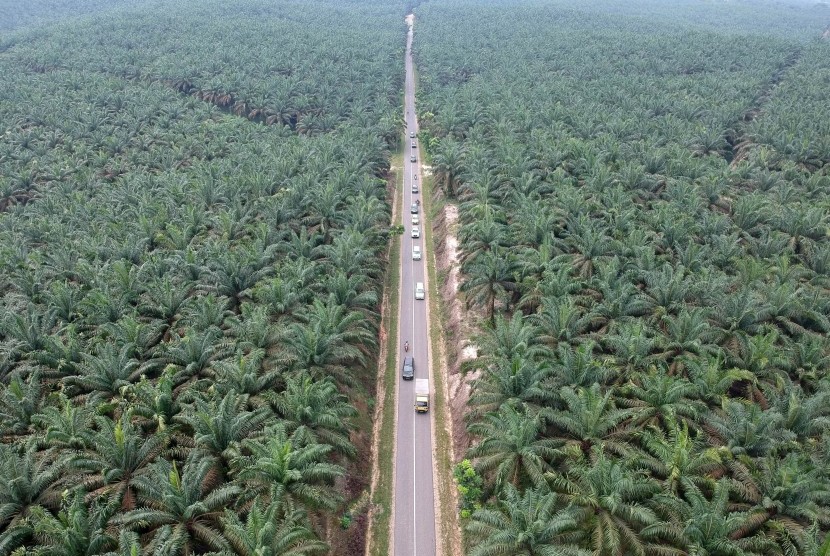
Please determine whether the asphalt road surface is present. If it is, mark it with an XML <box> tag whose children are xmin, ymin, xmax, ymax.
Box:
<box><xmin>393</xmin><ymin>17</ymin><xmax>437</xmax><ymax>556</ymax></box>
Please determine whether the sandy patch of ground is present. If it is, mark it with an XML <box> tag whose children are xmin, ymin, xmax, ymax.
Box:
<box><xmin>434</xmin><ymin>203</ymin><xmax>478</xmax><ymax>460</ymax></box>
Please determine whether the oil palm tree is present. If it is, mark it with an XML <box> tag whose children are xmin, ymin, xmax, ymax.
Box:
<box><xmin>557</xmin><ymin>221</ymin><xmax>618</xmax><ymax>279</ymax></box>
<box><xmin>432</xmin><ymin>137</ymin><xmax>465</xmax><ymax>197</ymax></box>
<box><xmin>704</xmin><ymin>400</ymin><xmax>789</xmax><ymax>459</ymax></box>
<box><xmin>207</xmin><ymin>349</ymin><xmax>282</xmax><ymax>404</ymax></box>
<box><xmin>468</xmin><ymin>312</ymin><xmax>549</xmax><ymax>372</ymax></box>
<box><xmin>469</xmin><ymin>355</ymin><xmax>556</xmax><ymax>417</ymax></box>
<box><xmin>458</xmin><ymin>214</ymin><xmax>509</xmax><ymax>267</ymax></box>
<box><xmin>647</xmin><ymin>478</ymin><xmax>779</xmax><ymax>556</ymax></box>
<box><xmin>732</xmin><ymin>453</ymin><xmax>830</xmax><ymax>543</ymax></box>
<box><xmin>531</xmin><ymin>298</ymin><xmax>590</xmax><ymax>350</ymax></box>
<box><xmin>34</xmin><ymin>396</ymin><xmax>92</xmax><ymax>451</ymax></box>
<box><xmin>220</xmin><ymin>498</ymin><xmax>328</xmax><ymax>556</ymax></box>
<box><xmin>72</xmin><ymin>412</ymin><xmax>164</xmax><ymax>511</ymax></box>
<box><xmin>466</xmin><ymin>484</ymin><xmax>588</xmax><ymax>556</ymax></box>
<box><xmin>619</xmin><ymin>372</ymin><xmax>702</xmax><ymax>432</ymax></box>
<box><xmin>223</xmin><ymin>305</ymin><xmax>279</xmax><ymax>353</ymax></box>
<box><xmin>115</xmin><ymin>453</ymin><xmax>240</xmax><ymax>554</ymax></box>
<box><xmin>150</xmin><ymin>327</ymin><xmax>232</xmax><ymax>387</ymax></box>
<box><xmin>635</xmin><ymin>420</ymin><xmax>721</xmax><ymax>496</ymax></box>
<box><xmin>177</xmin><ymin>391</ymin><xmax>271</xmax><ymax>470</ymax></box>
<box><xmin>64</xmin><ymin>343</ymin><xmax>141</xmax><ymax>405</ymax></box>
<box><xmin>684</xmin><ymin>357</ymin><xmax>754</xmax><ymax>409</ymax></box>
<box><xmin>461</xmin><ymin>247</ymin><xmax>521</xmax><ymax>322</ymax></box>
<box><xmin>232</xmin><ymin>424</ymin><xmax>343</xmax><ymax>514</ymax></box>
<box><xmin>268</xmin><ymin>372</ymin><xmax>357</xmax><ymax>458</ymax></box>
<box><xmin>468</xmin><ymin>403</ymin><xmax>559</xmax><ymax>491</ymax></box>
<box><xmin>314</xmin><ymin>228</ymin><xmax>384</xmax><ymax>283</ymax></box>
<box><xmin>0</xmin><ymin>371</ymin><xmax>43</xmax><ymax>440</ymax></box>
<box><xmin>126</xmin><ymin>370</ymin><xmax>184</xmax><ymax>435</ymax></box>
<box><xmin>200</xmin><ymin>246</ymin><xmax>274</xmax><ymax>311</ymax></box>
<box><xmin>544</xmin><ymin>384</ymin><xmax>637</xmax><ymax>460</ymax></box>
<box><xmin>654</xmin><ymin>309</ymin><xmax>722</xmax><ymax>374</ymax></box>
<box><xmin>282</xmin><ymin>296</ymin><xmax>375</xmax><ymax>387</ymax></box>
<box><xmin>27</xmin><ymin>491</ymin><xmax>118</xmax><ymax>556</ymax></box>
<box><xmin>551</xmin><ymin>452</ymin><xmax>663</xmax><ymax>556</ymax></box>
<box><xmin>0</xmin><ymin>443</ymin><xmax>66</xmax><ymax>554</ymax></box>
<box><xmin>549</xmin><ymin>343</ymin><xmax>615</xmax><ymax>389</ymax></box>
<box><xmin>321</xmin><ymin>271</ymin><xmax>379</xmax><ymax>318</ymax></box>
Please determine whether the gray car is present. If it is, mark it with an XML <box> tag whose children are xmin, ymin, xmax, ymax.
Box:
<box><xmin>411</xmin><ymin>203</ymin><xmax>418</xmax><ymax>214</ymax></box>
<box><xmin>402</xmin><ymin>356</ymin><xmax>414</xmax><ymax>380</ymax></box>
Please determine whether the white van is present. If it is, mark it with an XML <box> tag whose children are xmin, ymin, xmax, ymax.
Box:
<box><xmin>415</xmin><ymin>282</ymin><xmax>425</xmax><ymax>300</ymax></box>
<box><xmin>412</xmin><ymin>245</ymin><xmax>421</xmax><ymax>260</ymax></box>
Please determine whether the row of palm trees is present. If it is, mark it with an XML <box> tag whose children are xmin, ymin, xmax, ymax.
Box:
<box><xmin>413</xmin><ymin>0</ymin><xmax>830</xmax><ymax>554</ymax></box>
<box><xmin>0</xmin><ymin>1</ymin><xmax>406</xmax><ymax>554</ymax></box>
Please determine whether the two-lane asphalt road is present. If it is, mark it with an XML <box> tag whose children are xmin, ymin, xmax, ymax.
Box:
<box><xmin>393</xmin><ymin>16</ymin><xmax>437</xmax><ymax>556</ymax></box>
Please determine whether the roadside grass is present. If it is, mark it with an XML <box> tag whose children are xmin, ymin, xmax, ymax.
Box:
<box><xmin>366</xmin><ymin>148</ymin><xmax>403</xmax><ymax>556</ymax></box>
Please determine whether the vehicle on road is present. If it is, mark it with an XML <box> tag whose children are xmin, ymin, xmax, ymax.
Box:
<box><xmin>411</xmin><ymin>226</ymin><xmax>420</xmax><ymax>238</ymax></box>
<box><xmin>412</xmin><ymin>245</ymin><xmax>421</xmax><ymax>260</ymax></box>
<box><xmin>412</xmin><ymin>214</ymin><xmax>419</xmax><ymax>225</ymax></box>
<box><xmin>411</xmin><ymin>141</ymin><xmax>417</xmax><ymax>148</ymax></box>
<box><xmin>412</xmin><ymin>182</ymin><xmax>418</xmax><ymax>193</ymax></box>
<box><xmin>402</xmin><ymin>356</ymin><xmax>414</xmax><ymax>380</ymax></box>
<box><xmin>410</xmin><ymin>131</ymin><xmax>415</xmax><ymax>138</ymax></box>
<box><xmin>410</xmin><ymin>155</ymin><xmax>416</xmax><ymax>162</ymax></box>
<box><xmin>415</xmin><ymin>378</ymin><xmax>429</xmax><ymax>412</ymax></box>
<box><xmin>415</xmin><ymin>282</ymin><xmax>425</xmax><ymax>300</ymax></box>
<box><xmin>410</xmin><ymin>203</ymin><xmax>418</xmax><ymax>214</ymax></box>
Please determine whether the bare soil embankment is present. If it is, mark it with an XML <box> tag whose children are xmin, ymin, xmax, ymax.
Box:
<box><xmin>431</xmin><ymin>199</ymin><xmax>477</xmax><ymax>461</ymax></box>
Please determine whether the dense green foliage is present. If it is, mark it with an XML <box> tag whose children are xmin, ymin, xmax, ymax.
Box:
<box><xmin>415</xmin><ymin>0</ymin><xmax>830</xmax><ymax>554</ymax></box>
<box><xmin>0</xmin><ymin>0</ymin><xmax>405</xmax><ymax>554</ymax></box>
<box><xmin>0</xmin><ymin>0</ymin><xmax>146</xmax><ymax>32</ymax></box>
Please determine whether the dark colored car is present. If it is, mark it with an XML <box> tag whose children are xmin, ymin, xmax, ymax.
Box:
<box><xmin>402</xmin><ymin>356</ymin><xmax>414</xmax><ymax>380</ymax></box>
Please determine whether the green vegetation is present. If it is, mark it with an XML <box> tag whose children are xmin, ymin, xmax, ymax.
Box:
<box><xmin>415</xmin><ymin>0</ymin><xmax>830</xmax><ymax>554</ymax></box>
<box><xmin>0</xmin><ymin>0</ymin><xmax>405</xmax><ymax>554</ymax></box>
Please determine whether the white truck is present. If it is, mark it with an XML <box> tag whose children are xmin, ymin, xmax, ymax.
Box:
<box><xmin>415</xmin><ymin>378</ymin><xmax>429</xmax><ymax>413</ymax></box>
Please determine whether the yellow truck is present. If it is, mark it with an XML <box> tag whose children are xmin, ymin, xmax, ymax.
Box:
<box><xmin>415</xmin><ymin>378</ymin><xmax>429</xmax><ymax>413</ymax></box>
